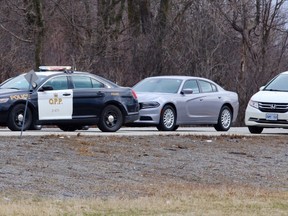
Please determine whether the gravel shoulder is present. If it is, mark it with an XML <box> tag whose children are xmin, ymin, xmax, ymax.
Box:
<box><xmin>0</xmin><ymin>134</ymin><xmax>287</xmax><ymax>199</ymax></box>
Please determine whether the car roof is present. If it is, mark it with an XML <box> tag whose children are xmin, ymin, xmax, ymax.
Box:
<box><xmin>144</xmin><ymin>75</ymin><xmax>214</xmax><ymax>82</ymax></box>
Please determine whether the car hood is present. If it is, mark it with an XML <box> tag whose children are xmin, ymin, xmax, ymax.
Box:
<box><xmin>136</xmin><ymin>92</ymin><xmax>174</xmax><ymax>103</ymax></box>
<box><xmin>0</xmin><ymin>88</ymin><xmax>27</xmax><ymax>97</ymax></box>
<box><xmin>251</xmin><ymin>90</ymin><xmax>288</xmax><ymax>103</ymax></box>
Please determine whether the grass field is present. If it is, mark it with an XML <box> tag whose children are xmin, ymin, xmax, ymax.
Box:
<box><xmin>1</xmin><ymin>185</ymin><xmax>288</xmax><ymax>216</ymax></box>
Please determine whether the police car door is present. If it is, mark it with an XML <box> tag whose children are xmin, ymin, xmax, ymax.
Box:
<box><xmin>37</xmin><ymin>76</ymin><xmax>73</xmax><ymax>120</ymax></box>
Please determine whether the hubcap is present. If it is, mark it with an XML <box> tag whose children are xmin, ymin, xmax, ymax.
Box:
<box><xmin>221</xmin><ymin>109</ymin><xmax>231</xmax><ymax>129</ymax></box>
<box><xmin>17</xmin><ymin>114</ymin><xmax>24</xmax><ymax>122</ymax></box>
<box><xmin>105</xmin><ymin>112</ymin><xmax>117</xmax><ymax>128</ymax></box>
<box><xmin>107</xmin><ymin>115</ymin><xmax>115</xmax><ymax>123</ymax></box>
<box><xmin>163</xmin><ymin>109</ymin><xmax>174</xmax><ymax>128</ymax></box>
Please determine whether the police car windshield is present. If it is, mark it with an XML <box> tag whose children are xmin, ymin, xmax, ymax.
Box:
<box><xmin>0</xmin><ymin>74</ymin><xmax>46</xmax><ymax>90</ymax></box>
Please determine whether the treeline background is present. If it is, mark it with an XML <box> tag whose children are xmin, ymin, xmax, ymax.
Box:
<box><xmin>0</xmin><ymin>0</ymin><xmax>288</xmax><ymax>125</ymax></box>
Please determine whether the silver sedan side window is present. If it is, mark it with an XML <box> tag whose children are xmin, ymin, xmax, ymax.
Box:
<box><xmin>183</xmin><ymin>80</ymin><xmax>200</xmax><ymax>93</ymax></box>
<box><xmin>198</xmin><ymin>80</ymin><xmax>217</xmax><ymax>93</ymax></box>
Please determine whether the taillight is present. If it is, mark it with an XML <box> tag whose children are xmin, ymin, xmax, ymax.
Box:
<box><xmin>131</xmin><ymin>89</ymin><xmax>137</xmax><ymax>99</ymax></box>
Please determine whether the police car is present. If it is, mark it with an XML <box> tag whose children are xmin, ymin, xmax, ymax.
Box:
<box><xmin>0</xmin><ymin>66</ymin><xmax>139</xmax><ymax>132</ymax></box>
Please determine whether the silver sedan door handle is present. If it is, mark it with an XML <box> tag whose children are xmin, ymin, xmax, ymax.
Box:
<box><xmin>63</xmin><ymin>93</ymin><xmax>71</xmax><ymax>96</ymax></box>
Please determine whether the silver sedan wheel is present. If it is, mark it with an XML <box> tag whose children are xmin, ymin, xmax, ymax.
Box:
<box><xmin>157</xmin><ymin>105</ymin><xmax>177</xmax><ymax>131</ymax></box>
<box><xmin>163</xmin><ymin>108</ymin><xmax>175</xmax><ymax>129</ymax></box>
<box><xmin>221</xmin><ymin>108</ymin><xmax>232</xmax><ymax>129</ymax></box>
<box><xmin>214</xmin><ymin>106</ymin><xmax>232</xmax><ymax>131</ymax></box>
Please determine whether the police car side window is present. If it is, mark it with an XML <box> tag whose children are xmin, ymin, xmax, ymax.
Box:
<box><xmin>72</xmin><ymin>76</ymin><xmax>105</xmax><ymax>89</ymax></box>
<box><xmin>44</xmin><ymin>76</ymin><xmax>68</xmax><ymax>90</ymax></box>
<box><xmin>91</xmin><ymin>78</ymin><xmax>105</xmax><ymax>88</ymax></box>
<box><xmin>72</xmin><ymin>76</ymin><xmax>92</xmax><ymax>89</ymax></box>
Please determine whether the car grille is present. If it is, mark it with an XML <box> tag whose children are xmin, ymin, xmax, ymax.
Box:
<box><xmin>249</xmin><ymin>118</ymin><xmax>288</xmax><ymax>124</ymax></box>
<box><xmin>140</xmin><ymin>116</ymin><xmax>153</xmax><ymax>121</ymax></box>
<box><xmin>258</xmin><ymin>102</ymin><xmax>288</xmax><ymax>113</ymax></box>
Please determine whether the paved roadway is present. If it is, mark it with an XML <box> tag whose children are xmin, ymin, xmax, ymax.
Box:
<box><xmin>1</xmin><ymin>127</ymin><xmax>288</xmax><ymax>137</ymax></box>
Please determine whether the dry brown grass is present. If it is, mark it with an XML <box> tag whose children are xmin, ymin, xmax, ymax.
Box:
<box><xmin>1</xmin><ymin>185</ymin><xmax>287</xmax><ymax>216</ymax></box>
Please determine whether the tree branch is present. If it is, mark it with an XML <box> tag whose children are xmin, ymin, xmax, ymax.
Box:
<box><xmin>0</xmin><ymin>23</ymin><xmax>32</xmax><ymax>43</ymax></box>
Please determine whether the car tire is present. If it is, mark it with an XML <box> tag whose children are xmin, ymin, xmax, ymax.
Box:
<box><xmin>214</xmin><ymin>106</ymin><xmax>232</xmax><ymax>131</ymax></box>
<box><xmin>29</xmin><ymin>123</ymin><xmax>42</xmax><ymax>130</ymax></box>
<box><xmin>98</xmin><ymin>105</ymin><xmax>123</xmax><ymax>132</ymax></box>
<box><xmin>157</xmin><ymin>105</ymin><xmax>177</xmax><ymax>131</ymax></box>
<box><xmin>81</xmin><ymin>125</ymin><xmax>89</xmax><ymax>130</ymax></box>
<box><xmin>248</xmin><ymin>126</ymin><xmax>263</xmax><ymax>134</ymax></box>
<box><xmin>8</xmin><ymin>104</ymin><xmax>32</xmax><ymax>131</ymax></box>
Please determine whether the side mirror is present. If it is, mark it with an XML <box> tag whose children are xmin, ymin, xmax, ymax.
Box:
<box><xmin>181</xmin><ymin>88</ymin><xmax>193</xmax><ymax>95</ymax></box>
<box><xmin>32</xmin><ymin>82</ymin><xmax>37</xmax><ymax>89</ymax></box>
<box><xmin>259</xmin><ymin>86</ymin><xmax>265</xmax><ymax>91</ymax></box>
<box><xmin>38</xmin><ymin>85</ymin><xmax>54</xmax><ymax>91</ymax></box>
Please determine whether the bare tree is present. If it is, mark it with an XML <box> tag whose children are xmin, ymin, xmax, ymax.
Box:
<box><xmin>210</xmin><ymin>0</ymin><xmax>288</xmax><ymax>124</ymax></box>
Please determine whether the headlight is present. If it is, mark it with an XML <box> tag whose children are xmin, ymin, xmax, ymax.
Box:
<box><xmin>141</xmin><ymin>101</ymin><xmax>160</xmax><ymax>109</ymax></box>
<box><xmin>0</xmin><ymin>98</ymin><xmax>9</xmax><ymax>103</ymax></box>
<box><xmin>249</xmin><ymin>100</ymin><xmax>259</xmax><ymax>109</ymax></box>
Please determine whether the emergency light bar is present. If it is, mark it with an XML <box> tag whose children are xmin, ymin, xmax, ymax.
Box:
<box><xmin>39</xmin><ymin>66</ymin><xmax>72</xmax><ymax>71</ymax></box>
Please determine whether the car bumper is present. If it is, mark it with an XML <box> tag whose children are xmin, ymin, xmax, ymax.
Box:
<box><xmin>124</xmin><ymin>112</ymin><xmax>140</xmax><ymax>123</ymax></box>
<box><xmin>132</xmin><ymin>108</ymin><xmax>161</xmax><ymax>125</ymax></box>
<box><xmin>245</xmin><ymin>105</ymin><xmax>288</xmax><ymax>128</ymax></box>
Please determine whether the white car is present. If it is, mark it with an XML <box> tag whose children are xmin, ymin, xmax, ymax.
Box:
<box><xmin>245</xmin><ymin>71</ymin><xmax>288</xmax><ymax>133</ymax></box>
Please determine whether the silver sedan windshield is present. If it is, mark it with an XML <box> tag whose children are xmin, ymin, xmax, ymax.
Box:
<box><xmin>134</xmin><ymin>78</ymin><xmax>182</xmax><ymax>93</ymax></box>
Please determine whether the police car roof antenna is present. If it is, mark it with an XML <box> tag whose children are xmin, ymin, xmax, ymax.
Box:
<box><xmin>64</xmin><ymin>70</ymin><xmax>73</xmax><ymax>74</ymax></box>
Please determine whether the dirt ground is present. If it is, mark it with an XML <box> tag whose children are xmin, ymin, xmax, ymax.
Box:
<box><xmin>0</xmin><ymin>134</ymin><xmax>287</xmax><ymax>199</ymax></box>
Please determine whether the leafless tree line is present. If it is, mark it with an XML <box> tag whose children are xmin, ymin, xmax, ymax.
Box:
<box><xmin>0</xmin><ymin>0</ymin><xmax>287</xmax><ymax>124</ymax></box>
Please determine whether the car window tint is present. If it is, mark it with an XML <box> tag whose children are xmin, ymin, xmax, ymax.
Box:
<box><xmin>72</xmin><ymin>76</ymin><xmax>105</xmax><ymax>89</ymax></box>
<box><xmin>199</xmin><ymin>80</ymin><xmax>214</xmax><ymax>93</ymax></box>
<box><xmin>182</xmin><ymin>80</ymin><xmax>199</xmax><ymax>93</ymax></box>
<box><xmin>91</xmin><ymin>78</ymin><xmax>105</xmax><ymax>88</ymax></box>
<box><xmin>211</xmin><ymin>84</ymin><xmax>217</xmax><ymax>92</ymax></box>
<box><xmin>133</xmin><ymin>78</ymin><xmax>182</xmax><ymax>93</ymax></box>
<box><xmin>44</xmin><ymin>76</ymin><xmax>68</xmax><ymax>90</ymax></box>
<box><xmin>72</xmin><ymin>76</ymin><xmax>92</xmax><ymax>88</ymax></box>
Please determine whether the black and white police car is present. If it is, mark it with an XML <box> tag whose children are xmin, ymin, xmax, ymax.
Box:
<box><xmin>0</xmin><ymin>66</ymin><xmax>139</xmax><ymax>132</ymax></box>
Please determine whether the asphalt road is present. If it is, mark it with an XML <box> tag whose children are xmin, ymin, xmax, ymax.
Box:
<box><xmin>1</xmin><ymin>126</ymin><xmax>288</xmax><ymax>137</ymax></box>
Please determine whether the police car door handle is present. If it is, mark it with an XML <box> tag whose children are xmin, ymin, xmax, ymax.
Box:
<box><xmin>96</xmin><ymin>91</ymin><xmax>104</xmax><ymax>97</ymax></box>
<box><xmin>63</xmin><ymin>93</ymin><xmax>71</xmax><ymax>96</ymax></box>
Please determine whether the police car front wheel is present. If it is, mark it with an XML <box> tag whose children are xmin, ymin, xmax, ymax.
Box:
<box><xmin>8</xmin><ymin>104</ymin><xmax>32</xmax><ymax>131</ymax></box>
<box><xmin>98</xmin><ymin>105</ymin><xmax>123</xmax><ymax>132</ymax></box>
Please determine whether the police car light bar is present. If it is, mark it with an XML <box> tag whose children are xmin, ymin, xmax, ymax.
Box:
<box><xmin>39</xmin><ymin>66</ymin><xmax>72</xmax><ymax>71</ymax></box>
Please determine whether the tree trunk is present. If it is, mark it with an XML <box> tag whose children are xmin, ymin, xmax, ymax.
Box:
<box><xmin>33</xmin><ymin>0</ymin><xmax>45</xmax><ymax>69</ymax></box>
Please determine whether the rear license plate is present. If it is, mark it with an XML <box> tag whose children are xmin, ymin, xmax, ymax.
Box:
<box><xmin>266</xmin><ymin>113</ymin><xmax>278</xmax><ymax>121</ymax></box>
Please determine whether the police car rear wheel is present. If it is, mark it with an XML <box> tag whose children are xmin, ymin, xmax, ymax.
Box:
<box><xmin>8</xmin><ymin>104</ymin><xmax>32</xmax><ymax>131</ymax></box>
<box><xmin>98</xmin><ymin>105</ymin><xmax>123</xmax><ymax>132</ymax></box>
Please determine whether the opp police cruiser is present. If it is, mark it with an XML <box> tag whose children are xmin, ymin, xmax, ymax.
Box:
<box><xmin>0</xmin><ymin>66</ymin><xmax>139</xmax><ymax>132</ymax></box>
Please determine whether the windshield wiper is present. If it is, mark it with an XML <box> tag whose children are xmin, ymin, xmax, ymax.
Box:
<box><xmin>7</xmin><ymin>87</ymin><xmax>20</xmax><ymax>90</ymax></box>
<box><xmin>265</xmin><ymin>88</ymin><xmax>287</xmax><ymax>92</ymax></box>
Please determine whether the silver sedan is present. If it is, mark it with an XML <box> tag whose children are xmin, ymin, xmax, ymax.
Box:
<box><xmin>132</xmin><ymin>76</ymin><xmax>239</xmax><ymax>131</ymax></box>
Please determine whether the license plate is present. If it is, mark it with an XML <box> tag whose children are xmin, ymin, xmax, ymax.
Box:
<box><xmin>266</xmin><ymin>113</ymin><xmax>278</xmax><ymax>121</ymax></box>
